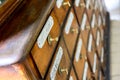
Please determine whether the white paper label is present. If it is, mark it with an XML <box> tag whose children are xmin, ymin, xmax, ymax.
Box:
<box><xmin>98</xmin><ymin>15</ymin><xmax>101</xmax><ymax>27</ymax></box>
<box><xmin>75</xmin><ymin>39</ymin><xmax>82</xmax><ymax>62</ymax></box>
<box><xmin>69</xmin><ymin>76</ymin><xmax>73</xmax><ymax>80</ymax></box>
<box><xmin>65</xmin><ymin>12</ymin><xmax>74</xmax><ymax>34</ymax></box>
<box><xmin>93</xmin><ymin>53</ymin><xmax>97</xmax><ymax>73</ymax></box>
<box><xmin>94</xmin><ymin>0</ymin><xmax>98</xmax><ymax>10</ymax></box>
<box><xmin>83</xmin><ymin>61</ymin><xmax>88</xmax><ymax>80</ymax></box>
<box><xmin>50</xmin><ymin>47</ymin><xmax>63</xmax><ymax>80</ymax></box>
<box><xmin>81</xmin><ymin>13</ymin><xmax>87</xmax><ymax>30</ymax></box>
<box><xmin>88</xmin><ymin>34</ymin><xmax>92</xmax><ymax>52</ymax></box>
<box><xmin>86</xmin><ymin>0</ymin><xmax>90</xmax><ymax>9</ymax></box>
<box><xmin>96</xmin><ymin>31</ymin><xmax>100</xmax><ymax>46</ymax></box>
<box><xmin>37</xmin><ymin>16</ymin><xmax>54</xmax><ymax>48</ymax></box>
<box><xmin>75</xmin><ymin>0</ymin><xmax>80</xmax><ymax>7</ymax></box>
<box><xmin>101</xmin><ymin>47</ymin><xmax>104</xmax><ymax>63</ymax></box>
<box><xmin>56</xmin><ymin>0</ymin><xmax>63</xmax><ymax>8</ymax></box>
<box><xmin>91</xmin><ymin>14</ymin><xmax>96</xmax><ymax>28</ymax></box>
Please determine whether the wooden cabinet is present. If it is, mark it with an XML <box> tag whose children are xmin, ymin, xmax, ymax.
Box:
<box><xmin>0</xmin><ymin>0</ymin><xmax>108</xmax><ymax>80</ymax></box>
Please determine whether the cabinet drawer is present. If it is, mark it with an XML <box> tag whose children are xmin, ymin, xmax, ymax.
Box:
<box><xmin>73</xmin><ymin>34</ymin><xmax>87</xmax><ymax>79</ymax></box>
<box><xmin>87</xmin><ymin>32</ymin><xmax>96</xmax><ymax>53</ymax></box>
<box><xmin>88</xmin><ymin>52</ymin><xmax>99</xmax><ymax>79</ymax></box>
<box><xmin>63</xmin><ymin>8</ymin><xmax>79</xmax><ymax>58</ymax></box>
<box><xmin>83</xmin><ymin>61</ymin><xmax>93</xmax><ymax>80</ymax></box>
<box><xmin>46</xmin><ymin>37</ymin><xmax>71</xmax><ymax>80</ymax></box>
<box><xmin>53</xmin><ymin>0</ymin><xmax>71</xmax><ymax>25</ymax></box>
<box><xmin>31</xmin><ymin>12</ymin><xmax>60</xmax><ymax>78</ymax></box>
<box><xmin>85</xmin><ymin>0</ymin><xmax>93</xmax><ymax>21</ymax></box>
<box><xmin>69</xmin><ymin>67</ymin><xmax>77</xmax><ymax>80</ymax></box>
<box><xmin>98</xmin><ymin>69</ymin><xmax>105</xmax><ymax>80</ymax></box>
<box><xmin>90</xmin><ymin>13</ymin><xmax>98</xmax><ymax>41</ymax></box>
<box><xmin>80</xmin><ymin>12</ymin><xmax>91</xmax><ymax>49</ymax></box>
<box><xmin>74</xmin><ymin>0</ymin><xmax>85</xmax><ymax>24</ymax></box>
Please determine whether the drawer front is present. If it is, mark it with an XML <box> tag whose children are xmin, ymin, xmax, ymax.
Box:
<box><xmin>69</xmin><ymin>67</ymin><xmax>77</xmax><ymax>80</ymax></box>
<box><xmin>46</xmin><ymin>37</ymin><xmax>71</xmax><ymax>80</ymax></box>
<box><xmin>83</xmin><ymin>61</ymin><xmax>93</xmax><ymax>80</ymax></box>
<box><xmin>85</xmin><ymin>0</ymin><xmax>93</xmax><ymax>21</ymax></box>
<box><xmin>31</xmin><ymin>12</ymin><xmax>60</xmax><ymax>78</ymax></box>
<box><xmin>90</xmin><ymin>13</ymin><xmax>98</xmax><ymax>41</ymax></box>
<box><xmin>74</xmin><ymin>0</ymin><xmax>85</xmax><ymax>24</ymax></box>
<box><xmin>53</xmin><ymin>0</ymin><xmax>71</xmax><ymax>25</ymax></box>
<box><xmin>88</xmin><ymin>51</ymin><xmax>100</xmax><ymax>79</ymax></box>
<box><xmin>73</xmin><ymin>34</ymin><xmax>87</xmax><ymax>79</ymax></box>
<box><xmin>63</xmin><ymin>8</ymin><xmax>79</xmax><ymax>58</ymax></box>
<box><xmin>98</xmin><ymin>70</ymin><xmax>105</xmax><ymax>80</ymax></box>
<box><xmin>80</xmin><ymin>12</ymin><xmax>91</xmax><ymax>49</ymax></box>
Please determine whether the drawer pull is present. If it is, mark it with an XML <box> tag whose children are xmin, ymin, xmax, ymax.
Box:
<box><xmin>86</xmin><ymin>26</ymin><xmax>90</xmax><ymax>30</ymax></box>
<box><xmin>70</xmin><ymin>28</ymin><xmax>78</xmax><ymax>33</ymax></box>
<box><xmin>80</xmin><ymin>3</ymin><xmax>85</xmax><ymax>7</ymax></box>
<box><xmin>63</xmin><ymin>1</ymin><xmax>71</xmax><ymax>7</ymax></box>
<box><xmin>58</xmin><ymin>67</ymin><xmax>68</xmax><ymax>75</ymax></box>
<box><xmin>47</xmin><ymin>35</ymin><xmax>58</xmax><ymax>45</ymax></box>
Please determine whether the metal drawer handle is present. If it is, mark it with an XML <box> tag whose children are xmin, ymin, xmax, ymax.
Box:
<box><xmin>47</xmin><ymin>35</ymin><xmax>58</xmax><ymax>45</ymax></box>
<box><xmin>63</xmin><ymin>1</ymin><xmax>71</xmax><ymax>7</ymax></box>
<box><xmin>70</xmin><ymin>28</ymin><xmax>78</xmax><ymax>33</ymax></box>
<box><xmin>86</xmin><ymin>26</ymin><xmax>90</xmax><ymax>30</ymax></box>
<box><xmin>80</xmin><ymin>3</ymin><xmax>85</xmax><ymax>7</ymax></box>
<box><xmin>58</xmin><ymin>67</ymin><xmax>68</xmax><ymax>75</ymax></box>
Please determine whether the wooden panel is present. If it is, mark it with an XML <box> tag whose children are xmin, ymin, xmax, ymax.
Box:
<box><xmin>46</xmin><ymin>37</ymin><xmax>71</xmax><ymax>80</ymax></box>
<box><xmin>53</xmin><ymin>0</ymin><xmax>71</xmax><ymax>26</ymax></box>
<box><xmin>85</xmin><ymin>0</ymin><xmax>93</xmax><ymax>21</ymax></box>
<box><xmin>0</xmin><ymin>0</ymin><xmax>55</xmax><ymax>66</ymax></box>
<box><xmin>0</xmin><ymin>0</ymin><xmax>24</xmax><ymax>26</ymax></box>
<box><xmin>73</xmin><ymin>33</ymin><xmax>86</xmax><ymax>80</ymax></box>
<box><xmin>74</xmin><ymin>0</ymin><xmax>85</xmax><ymax>24</ymax></box>
<box><xmin>80</xmin><ymin>11</ymin><xmax>91</xmax><ymax>49</ymax></box>
<box><xmin>31</xmin><ymin>11</ymin><xmax>60</xmax><ymax>78</ymax></box>
<box><xmin>63</xmin><ymin>8</ymin><xmax>79</xmax><ymax>58</ymax></box>
<box><xmin>69</xmin><ymin>67</ymin><xmax>77</xmax><ymax>80</ymax></box>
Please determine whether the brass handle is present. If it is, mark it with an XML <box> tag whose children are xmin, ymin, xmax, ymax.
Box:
<box><xmin>79</xmin><ymin>54</ymin><xmax>87</xmax><ymax>60</ymax></box>
<box><xmin>58</xmin><ymin>67</ymin><xmax>68</xmax><ymax>75</ymax></box>
<box><xmin>79</xmin><ymin>3</ymin><xmax>85</xmax><ymax>7</ymax></box>
<box><xmin>86</xmin><ymin>26</ymin><xmax>90</xmax><ymax>30</ymax></box>
<box><xmin>47</xmin><ymin>35</ymin><xmax>58</xmax><ymax>45</ymax></box>
<box><xmin>63</xmin><ymin>1</ymin><xmax>71</xmax><ymax>7</ymax></box>
<box><xmin>70</xmin><ymin>28</ymin><xmax>78</xmax><ymax>34</ymax></box>
<box><xmin>79</xmin><ymin>54</ymin><xmax>83</xmax><ymax>59</ymax></box>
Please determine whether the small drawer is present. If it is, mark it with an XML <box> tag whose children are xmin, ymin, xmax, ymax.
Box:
<box><xmin>53</xmin><ymin>0</ymin><xmax>71</xmax><ymax>26</ymax></box>
<box><xmin>31</xmin><ymin>12</ymin><xmax>60</xmax><ymax>78</ymax></box>
<box><xmin>87</xmin><ymin>32</ymin><xmax>96</xmax><ymax>53</ymax></box>
<box><xmin>69</xmin><ymin>67</ymin><xmax>77</xmax><ymax>80</ymax></box>
<box><xmin>98</xmin><ymin>69</ymin><xmax>105</xmax><ymax>80</ymax></box>
<box><xmin>46</xmin><ymin>37</ymin><xmax>71</xmax><ymax>80</ymax></box>
<box><xmin>74</xmin><ymin>0</ymin><xmax>85</xmax><ymax>24</ymax></box>
<box><xmin>73</xmin><ymin>33</ymin><xmax>87</xmax><ymax>79</ymax></box>
<box><xmin>82</xmin><ymin>61</ymin><xmax>93</xmax><ymax>80</ymax></box>
<box><xmin>63</xmin><ymin>8</ymin><xmax>79</xmax><ymax>58</ymax></box>
<box><xmin>85</xmin><ymin>0</ymin><xmax>93</xmax><ymax>21</ymax></box>
<box><xmin>80</xmin><ymin>12</ymin><xmax>91</xmax><ymax>49</ymax></box>
<box><xmin>90</xmin><ymin>13</ymin><xmax>98</xmax><ymax>42</ymax></box>
<box><xmin>100</xmin><ymin>47</ymin><xmax>106</xmax><ymax>71</ymax></box>
<box><xmin>87</xmin><ymin>52</ymin><xmax>99</xmax><ymax>79</ymax></box>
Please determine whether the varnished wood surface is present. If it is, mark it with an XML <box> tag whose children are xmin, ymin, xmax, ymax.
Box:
<box><xmin>0</xmin><ymin>0</ymin><xmax>24</xmax><ymax>26</ymax></box>
<box><xmin>0</xmin><ymin>0</ymin><xmax>55</xmax><ymax>66</ymax></box>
